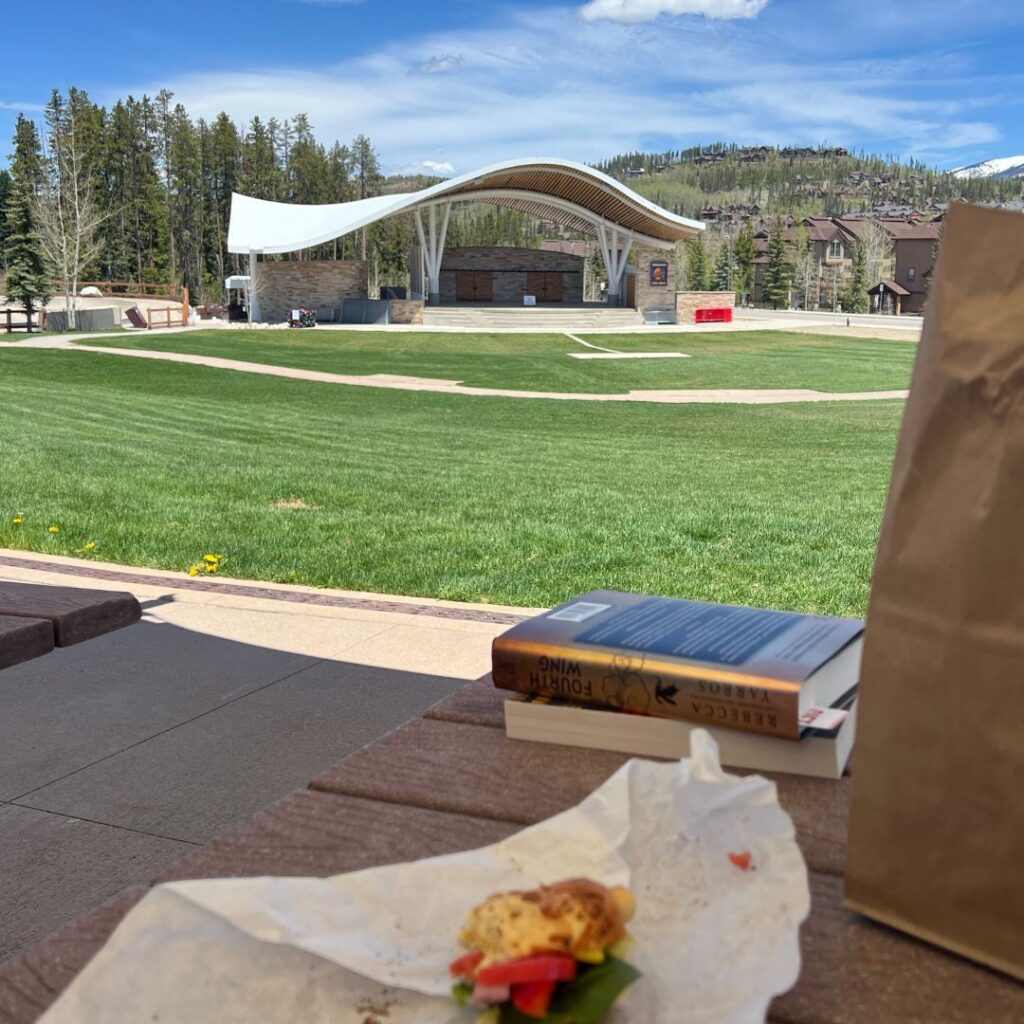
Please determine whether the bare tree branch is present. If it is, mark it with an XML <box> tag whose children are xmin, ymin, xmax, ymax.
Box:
<box><xmin>33</xmin><ymin>97</ymin><xmax>107</xmax><ymax>329</ymax></box>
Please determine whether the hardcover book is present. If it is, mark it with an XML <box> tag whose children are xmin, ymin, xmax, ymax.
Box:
<box><xmin>504</xmin><ymin>692</ymin><xmax>857</xmax><ymax>779</ymax></box>
<box><xmin>491</xmin><ymin>590</ymin><xmax>863</xmax><ymax>740</ymax></box>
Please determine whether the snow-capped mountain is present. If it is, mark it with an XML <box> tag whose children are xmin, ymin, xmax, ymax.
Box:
<box><xmin>952</xmin><ymin>156</ymin><xmax>1024</xmax><ymax>180</ymax></box>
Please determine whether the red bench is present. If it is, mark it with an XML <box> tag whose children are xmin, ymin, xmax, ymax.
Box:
<box><xmin>694</xmin><ymin>307</ymin><xmax>733</xmax><ymax>323</ymax></box>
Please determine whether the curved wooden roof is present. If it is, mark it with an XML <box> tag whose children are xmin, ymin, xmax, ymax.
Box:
<box><xmin>228</xmin><ymin>158</ymin><xmax>703</xmax><ymax>254</ymax></box>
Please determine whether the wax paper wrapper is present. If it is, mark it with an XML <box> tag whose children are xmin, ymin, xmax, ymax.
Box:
<box><xmin>40</xmin><ymin>732</ymin><xmax>809</xmax><ymax>1024</ymax></box>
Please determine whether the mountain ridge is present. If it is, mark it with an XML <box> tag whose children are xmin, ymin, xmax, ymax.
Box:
<box><xmin>952</xmin><ymin>156</ymin><xmax>1024</xmax><ymax>180</ymax></box>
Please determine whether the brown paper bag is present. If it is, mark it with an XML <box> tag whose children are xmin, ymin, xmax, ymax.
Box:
<box><xmin>845</xmin><ymin>202</ymin><xmax>1024</xmax><ymax>979</ymax></box>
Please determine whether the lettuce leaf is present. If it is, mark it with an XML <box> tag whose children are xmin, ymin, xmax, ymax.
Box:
<box><xmin>497</xmin><ymin>957</ymin><xmax>641</xmax><ymax>1024</ymax></box>
<box><xmin>451</xmin><ymin>981</ymin><xmax>474</xmax><ymax>1006</ymax></box>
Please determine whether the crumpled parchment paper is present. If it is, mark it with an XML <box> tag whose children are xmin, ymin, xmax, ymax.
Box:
<box><xmin>40</xmin><ymin>731</ymin><xmax>809</xmax><ymax>1024</ymax></box>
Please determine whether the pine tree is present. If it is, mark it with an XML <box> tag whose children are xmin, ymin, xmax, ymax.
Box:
<box><xmin>684</xmin><ymin>234</ymin><xmax>710</xmax><ymax>290</ymax></box>
<box><xmin>0</xmin><ymin>169</ymin><xmax>11</xmax><ymax>269</ymax></box>
<box><xmin>762</xmin><ymin>225</ymin><xmax>792</xmax><ymax>310</ymax></box>
<box><xmin>711</xmin><ymin>242</ymin><xmax>734</xmax><ymax>291</ymax></box>
<box><xmin>206</xmin><ymin>112</ymin><xmax>241</xmax><ymax>282</ymax></box>
<box><xmin>734</xmin><ymin>221</ymin><xmax>756</xmax><ymax>305</ymax></box>
<box><xmin>350</xmin><ymin>134</ymin><xmax>382</xmax><ymax>261</ymax></box>
<box><xmin>242</xmin><ymin>117</ymin><xmax>279</xmax><ymax>201</ymax></box>
<box><xmin>3</xmin><ymin>115</ymin><xmax>50</xmax><ymax>328</ymax></box>
<box><xmin>843</xmin><ymin>242</ymin><xmax>869</xmax><ymax>313</ymax></box>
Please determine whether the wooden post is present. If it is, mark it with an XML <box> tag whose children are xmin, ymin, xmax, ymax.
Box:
<box><xmin>4</xmin><ymin>309</ymin><xmax>10</xmax><ymax>334</ymax></box>
<box><xmin>181</xmin><ymin>287</ymin><xmax>190</xmax><ymax>326</ymax></box>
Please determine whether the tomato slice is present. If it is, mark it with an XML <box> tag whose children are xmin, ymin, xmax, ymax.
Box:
<box><xmin>476</xmin><ymin>954</ymin><xmax>577</xmax><ymax>987</ymax></box>
<box><xmin>511</xmin><ymin>980</ymin><xmax>557</xmax><ymax>1019</ymax></box>
<box><xmin>449</xmin><ymin>949</ymin><xmax>485</xmax><ymax>979</ymax></box>
<box><xmin>728</xmin><ymin>851</ymin><xmax>753</xmax><ymax>871</ymax></box>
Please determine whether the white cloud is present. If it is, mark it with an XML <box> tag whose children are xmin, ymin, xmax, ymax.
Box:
<box><xmin>416</xmin><ymin>54</ymin><xmax>463</xmax><ymax>74</ymax></box>
<box><xmin>0</xmin><ymin>100</ymin><xmax>45</xmax><ymax>112</ymax></box>
<box><xmin>579</xmin><ymin>0</ymin><xmax>769</xmax><ymax>22</ymax></box>
<box><xmin>401</xmin><ymin>160</ymin><xmax>456</xmax><ymax>175</ymax></box>
<box><xmin>119</xmin><ymin>6</ymin><xmax>1004</xmax><ymax>175</ymax></box>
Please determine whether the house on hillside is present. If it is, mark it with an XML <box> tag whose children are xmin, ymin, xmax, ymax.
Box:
<box><xmin>883</xmin><ymin>221</ymin><xmax>942</xmax><ymax>313</ymax></box>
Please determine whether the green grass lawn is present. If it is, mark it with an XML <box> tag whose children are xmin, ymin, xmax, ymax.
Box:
<box><xmin>76</xmin><ymin>328</ymin><xmax>917</xmax><ymax>394</ymax></box>
<box><xmin>0</xmin><ymin>346</ymin><xmax>904</xmax><ymax>615</ymax></box>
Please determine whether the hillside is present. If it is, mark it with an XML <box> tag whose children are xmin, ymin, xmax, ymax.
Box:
<box><xmin>597</xmin><ymin>144</ymin><xmax>1024</xmax><ymax>228</ymax></box>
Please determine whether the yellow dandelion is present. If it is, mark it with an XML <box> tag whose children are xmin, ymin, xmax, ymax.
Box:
<box><xmin>203</xmin><ymin>553</ymin><xmax>222</xmax><ymax>564</ymax></box>
<box><xmin>204</xmin><ymin>563</ymin><xmax>219</xmax><ymax>574</ymax></box>
<box><xmin>48</xmin><ymin>525</ymin><xmax>60</xmax><ymax>534</ymax></box>
<box><xmin>187</xmin><ymin>565</ymin><xmax>201</xmax><ymax>577</ymax></box>
<box><xmin>12</xmin><ymin>516</ymin><xmax>24</xmax><ymax>525</ymax></box>
<box><xmin>84</xmin><ymin>541</ymin><xmax>96</xmax><ymax>550</ymax></box>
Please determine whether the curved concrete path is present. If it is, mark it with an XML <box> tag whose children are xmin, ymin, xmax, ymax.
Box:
<box><xmin>5</xmin><ymin>336</ymin><xmax>908</xmax><ymax>405</ymax></box>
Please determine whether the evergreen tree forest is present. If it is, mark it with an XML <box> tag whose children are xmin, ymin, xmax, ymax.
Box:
<box><xmin>5</xmin><ymin>88</ymin><xmax>1022</xmax><ymax>309</ymax></box>
<box><xmin>0</xmin><ymin>88</ymin><xmax>554</xmax><ymax>304</ymax></box>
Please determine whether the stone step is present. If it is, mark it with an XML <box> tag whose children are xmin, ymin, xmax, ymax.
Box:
<box><xmin>423</xmin><ymin>308</ymin><xmax>642</xmax><ymax>329</ymax></box>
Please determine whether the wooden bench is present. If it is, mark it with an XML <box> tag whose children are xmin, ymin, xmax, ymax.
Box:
<box><xmin>0</xmin><ymin>617</ymin><xmax>55</xmax><ymax>670</ymax></box>
<box><xmin>1</xmin><ymin>676</ymin><xmax>1021</xmax><ymax>1023</ymax></box>
<box><xmin>0</xmin><ymin>582</ymin><xmax>141</xmax><ymax>669</ymax></box>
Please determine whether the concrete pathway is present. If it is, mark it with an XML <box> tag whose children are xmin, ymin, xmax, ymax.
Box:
<box><xmin>7</xmin><ymin>337</ymin><xmax>909</xmax><ymax>404</ymax></box>
<box><xmin>0</xmin><ymin>549</ymin><xmax>532</xmax><ymax>965</ymax></box>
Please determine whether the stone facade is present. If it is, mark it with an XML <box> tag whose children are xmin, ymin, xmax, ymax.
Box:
<box><xmin>254</xmin><ymin>259</ymin><xmax>367</xmax><ymax>323</ymax></box>
<box><xmin>675</xmin><ymin>290</ymin><xmax>736</xmax><ymax>324</ymax></box>
<box><xmin>389</xmin><ymin>299</ymin><xmax>424</xmax><ymax>324</ymax></box>
<box><xmin>438</xmin><ymin>247</ymin><xmax>583</xmax><ymax>304</ymax></box>
<box><xmin>633</xmin><ymin>246</ymin><xmax>677</xmax><ymax>312</ymax></box>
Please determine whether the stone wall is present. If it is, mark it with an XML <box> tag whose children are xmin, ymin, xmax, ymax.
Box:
<box><xmin>675</xmin><ymin>290</ymin><xmax>736</xmax><ymax>324</ymax></box>
<box><xmin>438</xmin><ymin>246</ymin><xmax>583</xmax><ymax>304</ymax></box>
<box><xmin>389</xmin><ymin>299</ymin><xmax>424</xmax><ymax>324</ymax></box>
<box><xmin>255</xmin><ymin>260</ymin><xmax>367</xmax><ymax>323</ymax></box>
<box><xmin>633</xmin><ymin>246</ymin><xmax>677</xmax><ymax>312</ymax></box>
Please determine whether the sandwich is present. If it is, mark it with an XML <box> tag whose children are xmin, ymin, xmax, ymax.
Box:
<box><xmin>449</xmin><ymin>877</ymin><xmax>640</xmax><ymax>1022</ymax></box>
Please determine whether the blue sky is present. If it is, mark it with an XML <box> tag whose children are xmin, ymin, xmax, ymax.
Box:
<box><xmin>2</xmin><ymin>0</ymin><xmax>1023</xmax><ymax>174</ymax></box>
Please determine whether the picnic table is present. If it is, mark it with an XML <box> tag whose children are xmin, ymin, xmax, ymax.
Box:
<box><xmin>0</xmin><ymin>581</ymin><xmax>141</xmax><ymax>669</ymax></box>
<box><xmin>1</xmin><ymin>675</ymin><xmax>1021</xmax><ymax>1023</ymax></box>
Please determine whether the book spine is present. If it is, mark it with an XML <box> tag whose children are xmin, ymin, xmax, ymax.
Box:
<box><xmin>491</xmin><ymin>636</ymin><xmax>800</xmax><ymax>739</ymax></box>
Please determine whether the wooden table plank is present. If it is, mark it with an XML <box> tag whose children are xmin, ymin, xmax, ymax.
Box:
<box><xmin>0</xmin><ymin>582</ymin><xmax>140</xmax><ymax>646</ymax></box>
<box><xmin>0</xmin><ymin>886</ymin><xmax>145</xmax><ymax>1024</ymax></box>
<box><xmin>424</xmin><ymin>675</ymin><xmax>505</xmax><ymax>728</ymax></box>
<box><xmin>310</xmin><ymin>717</ymin><xmax>851</xmax><ymax>877</ymax></box>
<box><xmin>0</xmin><ymin>616</ymin><xmax>54</xmax><ymax>671</ymax></box>
<box><xmin>773</xmin><ymin>872</ymin><xmax>1024</xmax><ymax>1024</ymax></box>
<box><xmin>156</xmin><ymin>789</ymin><xmax>518</xmax><ymax>883</ymax></box>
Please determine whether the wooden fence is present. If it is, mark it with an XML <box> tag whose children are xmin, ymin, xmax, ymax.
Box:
<box><xmin>2</xmin><ymin>309</ymin><xmax>46</xmax><ymax>333</ymax></box>
<box><xmin>60</xmin><ymin>280</ymin><xmax>185</xmax><ymax>301</ymax></box>
<box><xmin>46</xmin><ymin>282</ymin><xmax>191</xmax><ymax>329</ymax></box>
<box><xmin>145</xmin><ymin>293</ymin><xmax>191</xmax><ymax>329</ymax></box>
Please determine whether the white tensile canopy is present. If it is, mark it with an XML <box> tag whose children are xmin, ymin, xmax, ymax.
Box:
<box><xmin>227</xmin><ymin>157</ymin><xmax>704</xmax><ymax>312</ymax></box>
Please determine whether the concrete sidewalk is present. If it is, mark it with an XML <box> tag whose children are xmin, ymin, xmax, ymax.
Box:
<box><xmin>0</xmin><ymin>551</ymin><xmax>536</xmax><ymax>965</ymax></box>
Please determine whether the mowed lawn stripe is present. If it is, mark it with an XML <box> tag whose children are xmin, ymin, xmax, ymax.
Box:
<box><xmin>73</xmin><ymin>328</ymin><xmax>916</xmax><ymax>395</ymax></box>
<box><xmin>0</xmin><ymin>350</ymin><xmax>901</xmax><ymax>614</ymax></box>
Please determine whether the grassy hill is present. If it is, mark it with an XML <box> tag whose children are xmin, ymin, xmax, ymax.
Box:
<box><xmin>597</xmin><ymin>143</ymin><xmax>1024</xmax><ymax>223</ymax></box>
